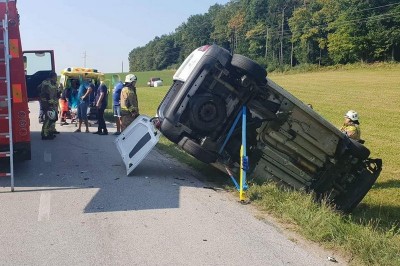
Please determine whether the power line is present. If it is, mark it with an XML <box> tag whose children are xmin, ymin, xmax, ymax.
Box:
<box><xmin>351</xmin><ymin>2</ymin><xmax>400</xmax><ymax>13</ymax></box>
<box><xmin>246</xmin><ymin>11</ymin><xmax>400</xmax><ymax>39</ymax></box>
<box><xmin>332</xmin><ymin>10</ymin><xmax>400</xmax><ymax>26</ymax></box>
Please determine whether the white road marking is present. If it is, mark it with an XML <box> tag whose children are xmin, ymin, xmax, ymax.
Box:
<box><xmin>38</xmin><ymin>192</ymin><xmax>51</xmax><ymax>221</ymax></box>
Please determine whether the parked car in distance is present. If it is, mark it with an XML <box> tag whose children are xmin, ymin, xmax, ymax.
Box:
<box><xmin>156</xmin><ymin>44</ymin><xmax>382</xmax><ymax>213</ymax></box>
<box><xmin>147</xmin><ymin>77</ymin><xmax>163</xmax><ymax>87</ymax></box>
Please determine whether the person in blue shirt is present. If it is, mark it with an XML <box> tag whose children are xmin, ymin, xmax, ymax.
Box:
<box><xmin>93</xmin><ymin>80</ymin><xmax>108</xmax><ymax>135</ymax></box>
<box><xmin>75</xmin><ymin>82</ymin><xmax>93</xmax><ymax>133</ymax></box>
<box><xmin>69</xmin><ymin>85</ymin><xmax>79</xmax><ymax>124</ymax></box>
<box><xmin>112</xmin><ymin>74</ymin><xmax>124</xmax><ymax>135</ymax></box>
<box><xmin>68</xmin><ymin>80</ymin><xmax>79</xmax><ymax>110</ymax></box>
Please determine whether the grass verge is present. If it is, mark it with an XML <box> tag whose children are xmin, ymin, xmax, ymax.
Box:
<box><xmin>247</xmin><ymin>184</ymin><xmax>400</xmax><ymax>265</ymax></box>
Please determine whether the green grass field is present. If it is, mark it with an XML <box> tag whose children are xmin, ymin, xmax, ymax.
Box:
<box><xmin>103</xmin><ymin>70</ymin><xmax>175</xmax><ymax>111</ymax></box>
<box><xmin>270</xmin><ymin>65</ymin><xmax>400</xmax><ymax>219</ymax></box>
<box><xmin>105</xmin><ymin>64</ymin><xmax>400</xmax><ymax>265</ymax></box>
<box><xmin>261</xmin><ymin>65</ymin><xmax>400</xmax><ymax>265</ymax></box>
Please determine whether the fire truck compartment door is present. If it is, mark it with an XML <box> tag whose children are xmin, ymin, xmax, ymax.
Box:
<box><xmin>23</xmin><ymin>50</ymin><xmax>55</xmax><ymax>100</ymax></box>
<box><xmin>114</xmin><ymin>115</ymin><xmax>160</xmax><ymax>175</ymax></box>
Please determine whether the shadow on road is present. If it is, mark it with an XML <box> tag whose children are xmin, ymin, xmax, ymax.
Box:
<box><xmin>0</xmin><ymin>128</ymin><xmax>216</xmax><ymax>213</ymax></box>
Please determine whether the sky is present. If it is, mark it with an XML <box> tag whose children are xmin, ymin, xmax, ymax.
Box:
<box><xmin>18</xmin><ymin>0</ymin><xmax>230</xmax><ymax>74</ymax></box>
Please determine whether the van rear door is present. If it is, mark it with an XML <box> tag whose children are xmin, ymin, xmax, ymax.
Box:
<box><xmin>114</xmin><ymin>115</ymin><xmax>160</xmax><ymax>175</ymax></box>
<box><xmin>23</xmin><ymin>50</ymin><xmax>55</xmax><ymax>100</ymax></box>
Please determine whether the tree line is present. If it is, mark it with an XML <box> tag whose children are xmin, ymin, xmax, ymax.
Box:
<box><xmin>128</xmin><ymin>0</ymin><xmax>400</xmax><ymax>72</ymax></box>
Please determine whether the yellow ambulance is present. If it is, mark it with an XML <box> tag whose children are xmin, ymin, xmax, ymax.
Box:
<box><xmin>59</xmin><ymin>67</ymin><xmax>105</xmax><ymax>89</ymax></box>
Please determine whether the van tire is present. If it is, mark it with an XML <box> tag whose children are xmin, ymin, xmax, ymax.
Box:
<box><xmin>179</xmin><ymin>137</ymin><xmax>218</xmax><ymax>164</ymax></box>
<box><xmin>231</xmin><ymin>54</ymin><xmax>267</xmax><ymax>84</ymax></box>
<box><xmin>189</xmin><ymin>94</ymin><xmax>226</xmax><ymax>132</ymax></box>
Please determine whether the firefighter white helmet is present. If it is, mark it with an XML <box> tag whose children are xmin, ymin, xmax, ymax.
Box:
<box><xmin>345</xmin><ymin>110</ymin><xmax>359</xmax><ymax>121</ymax></box>
<box><xmin>125</xmin><ymin>74</ymin><xmax>137</xmax><ymax>83</ymax></box>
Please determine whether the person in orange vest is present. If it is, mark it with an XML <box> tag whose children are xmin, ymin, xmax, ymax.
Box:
<box><xmin>59</xmin><ymin>86</ymin><xmax>70</xmax><ymax>126</ymax></box>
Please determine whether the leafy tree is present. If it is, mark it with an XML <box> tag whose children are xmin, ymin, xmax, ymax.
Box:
<box><xmin>211</xmin><ymin>1</ymin><xmax>241</xmax><ymax>51</ymax></box>
<box><xmin>128</xmin><ymin>0</ymin><xmax>400</xmax><ymax>71</ymax></box>
<box><xmin>388</xmin><ymin>3</ymin><xmax>400</xmax><ymax>60</ymax></box>
<box><xmin>246</xmin><ymin>21</ymin><xmax>267</xmax><ymax>58</ymax></box>
<box><xmin>365</xmin><ymin>1</ymin><xmax>400</xmax><ymax>61</ymax></box>
<box><xmin>246</xmin><ymin>0</ymin><xmax>269</xmax><ymax>25</ymax></box>
<box><xmin>244</xmin><ymin>0</ymin><xmax>270</xmax><ymax>60</ymax></box>
<box><xmin>153</xmin><ymin>35</ymin><xmax>179</xmax><ymax>70</ymax></box>
<box><xmin>228</xmin><ymin>9</ymin><xmax>247</xmax><ymax>54</ymax></box>
<box><xmin>289</xmin><ymin>0</ymin><xmax>335</xmax><ymax>65</ymax></box>
<box><xmin>176</xmin><ymin>13</ymin><xmax>213</xmax><ymax>60</ymax></box>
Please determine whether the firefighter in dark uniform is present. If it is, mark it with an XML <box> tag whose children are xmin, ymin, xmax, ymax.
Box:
<box><xmin>120</xmin><ymin>74</ymin><xmax>139</xmax><ymax>131</ymax></box>
<box><xmin>39</xmin><ymin>72</ymin><xmax>59</xmax><ymax>140</ymax></box>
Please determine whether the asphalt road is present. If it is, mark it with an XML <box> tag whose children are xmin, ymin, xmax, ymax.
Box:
<box><xmin>0</xmin><ymin>102</ymin><xmax>344</xmax><ymax>265</ymax></box>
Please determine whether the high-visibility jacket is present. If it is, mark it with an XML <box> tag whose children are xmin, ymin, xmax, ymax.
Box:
<box><xmin>120</xmin><ymin>86</ymin><xmax>139</xmax><ymax>115</ymax></box>
<box><xmin>340</xmin><ymin>123</ymin><xmax>361</xmax><ymax>141</ymax></box>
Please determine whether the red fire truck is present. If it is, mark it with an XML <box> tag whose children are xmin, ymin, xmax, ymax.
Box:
<box><xmin>0</xmin><ymin>0</ymin><xmax>55</xmax><ymax>179</ymax></box>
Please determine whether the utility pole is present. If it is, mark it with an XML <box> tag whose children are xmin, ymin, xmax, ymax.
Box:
<box><xmin>265</xmin><ymin>27</ymin><xmax>269</xmax><ymax>60</ymax></box>
<box><xmin>291</xmin><ymin>41</ymin><xmax>294</xmax><ymax>67</ymax></box>
<box><xmin>319</xmin><ymin>48</ymin><xmax>322</xmax><ymax>66</ymax></box>
<box><xmin>83</xmin><ymin>51</ymin><xmax>87</xmax><ymax>67</ymax></box>
<box><xmin>230</xmin><ymin>30</ymin><xmax>235</xmax><ymax>55</ymax></box>
<box><xmin>122</xmin><ymin>61</ymin><xmax>123</xmax><ymax>73</ymax></box>
<box><xmin>235</xmin><ymin>28</ymin><xmax>238</xmax><ymax>52</ymax></box>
